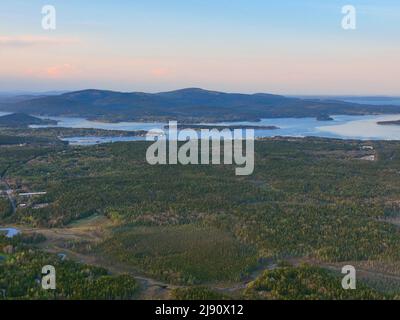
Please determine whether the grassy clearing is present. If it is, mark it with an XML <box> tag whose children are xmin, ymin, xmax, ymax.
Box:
<box><xmin>97</xmin><ymin>224</ymin><xmax>258</xmax><ymax>285</ymax></box>
<box><xmin>66</xmin><ymin>213</ymin><xmax>105</xmax><ymax>228</ymax></box>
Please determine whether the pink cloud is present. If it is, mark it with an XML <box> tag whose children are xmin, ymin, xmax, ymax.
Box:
<box><xmin>23</xmin><ymin>64</ymin><xmax>79</xmax><ymax>79</ymax></box>
<box><xmin>46</xmin><ymin>64</ymin><xmax>74</xmax><ymax>77</ymax></box>
<box><xmin>150</xmin><ymin>67</ymin><xmax>170</xmax><ymax>77</ymax></box>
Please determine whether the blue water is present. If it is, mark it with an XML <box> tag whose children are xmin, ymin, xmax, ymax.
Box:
<box><xmin>31</xmin><ymin>116</ymin><xmax>166</xmax><ymax>145</ymax></box>
<box><xmin>217</xmin><ymin>114</ymin><xmax>400</xmax><ymax>140</ymax></box>
<box><xmin>62</xmin><ymin>136</ymin><xmax>146</xmax><ymax>146</ymax></box>
<box><xmin>0</xmin><ymin>227</ymin><xmax>20</xmax><ymax>238</ymax></box>
<box><xmin>31</xmin><ymin>114</ymin><xmax>400</xmax><ymax>144</ymax></box>
<box><xmin>31</xmin><ymin>117</ymin><xmax>165</xmax><ymax>131</ymax></box>
<box><xmin>342</xmin><ymin>99</ymin><xmax>400</xmax><ymax>106</ymax></box>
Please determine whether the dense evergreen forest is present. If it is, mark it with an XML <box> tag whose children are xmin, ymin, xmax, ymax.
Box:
<box><xmin>1</xmin><ymin>135</ymin><xmax>400</xmax><ymax>299</ymax></box>
<box><xmin>0</xmin><ymin>235</ymin><xmax>139</xmax><ymax>299</ymax></box>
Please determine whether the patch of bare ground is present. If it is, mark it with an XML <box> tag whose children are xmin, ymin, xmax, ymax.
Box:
<box><xmin>51</xmin><ymin>246</ymin><xmax>180</xmax><ymax>300</ymax></box>
<box><xmin>212</xmin><ymin>259</ymin><xmax>278</xmax><ymax>295</ymax></box>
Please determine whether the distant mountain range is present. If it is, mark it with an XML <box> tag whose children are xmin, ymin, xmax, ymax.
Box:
<box><xmin>1</xmin><ymin>88</ymin><xmax>400</xmax><ymax>123</ymax></box>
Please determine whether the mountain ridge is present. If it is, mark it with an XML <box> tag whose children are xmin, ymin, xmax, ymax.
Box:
<box><xmin>1</xmin><ymin>88</ymin><xmax>400</xmax><ymax>123</ymax></box>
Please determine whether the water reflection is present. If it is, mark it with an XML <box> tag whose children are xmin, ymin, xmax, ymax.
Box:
<box><xmin>29</xmin><ymin>114</ymin><xmax>400</xmax><ymax>145</ymax></box>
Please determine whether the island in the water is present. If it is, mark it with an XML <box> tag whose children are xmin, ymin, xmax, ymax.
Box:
<box><xmin>377</xmin><ymin>120</ymin><xmax>400</xmax><ymax>126</ymax></box>
<box><xmin>0</xmin><ymin>113</ymin><xmax>58</xmax><ymax>128</ymax></box>
<box><xmin>316</xmin><ymin>114</ymin><xmax>334</xmax><ymax>121</ymax></box>
<box><xmin>164</xmin><ymin>124</ymin><xmax>280</xmax><ymax>131</ymax></box>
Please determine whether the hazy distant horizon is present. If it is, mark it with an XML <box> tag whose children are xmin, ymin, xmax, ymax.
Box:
<box><xmin>1</xmin><ymin>88</ymin><xmax>399</xmax><ymax>99</ymax></box>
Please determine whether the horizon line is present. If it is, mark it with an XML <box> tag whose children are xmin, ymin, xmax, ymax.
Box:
<box><xmin>1</xmin><ymin>88</ymin><xmax>399</xmax><ymax>98</ymax></box>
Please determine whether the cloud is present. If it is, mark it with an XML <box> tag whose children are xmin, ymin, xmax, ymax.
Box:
<box><xmin>24</xmin><ymin>64</ymin><xmax>80</xmax><ymax>79</ymax></box>
<box><xmin>150</xmin><ymin>67</ymin><xmax>170</xmax><ymax>77</ymax></box>
<box><xmin>46</xmin><ymin>64</ymin><xmax>75</xmax><ymax>77</ymax></box>
<box><xmin>0</xmin><ymin>36</ymin><xmax>79</xmax><ymax>47</ymax></box>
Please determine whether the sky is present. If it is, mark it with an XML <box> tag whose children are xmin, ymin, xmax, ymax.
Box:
<box><xmin>0</xmin><ymin>0</ymin><xmax>399</xmax><ymax>95</ymax></box>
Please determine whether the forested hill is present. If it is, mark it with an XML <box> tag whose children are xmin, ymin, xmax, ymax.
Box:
<box><xmin>0</xmin><ymin>113</ymin><xmax>57</xmax><ymax>127</ymax></box>
<box><xmin>1</xmin><ymin>88</ymin><xmax>400</xmax><ymax>123</ymax></box>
